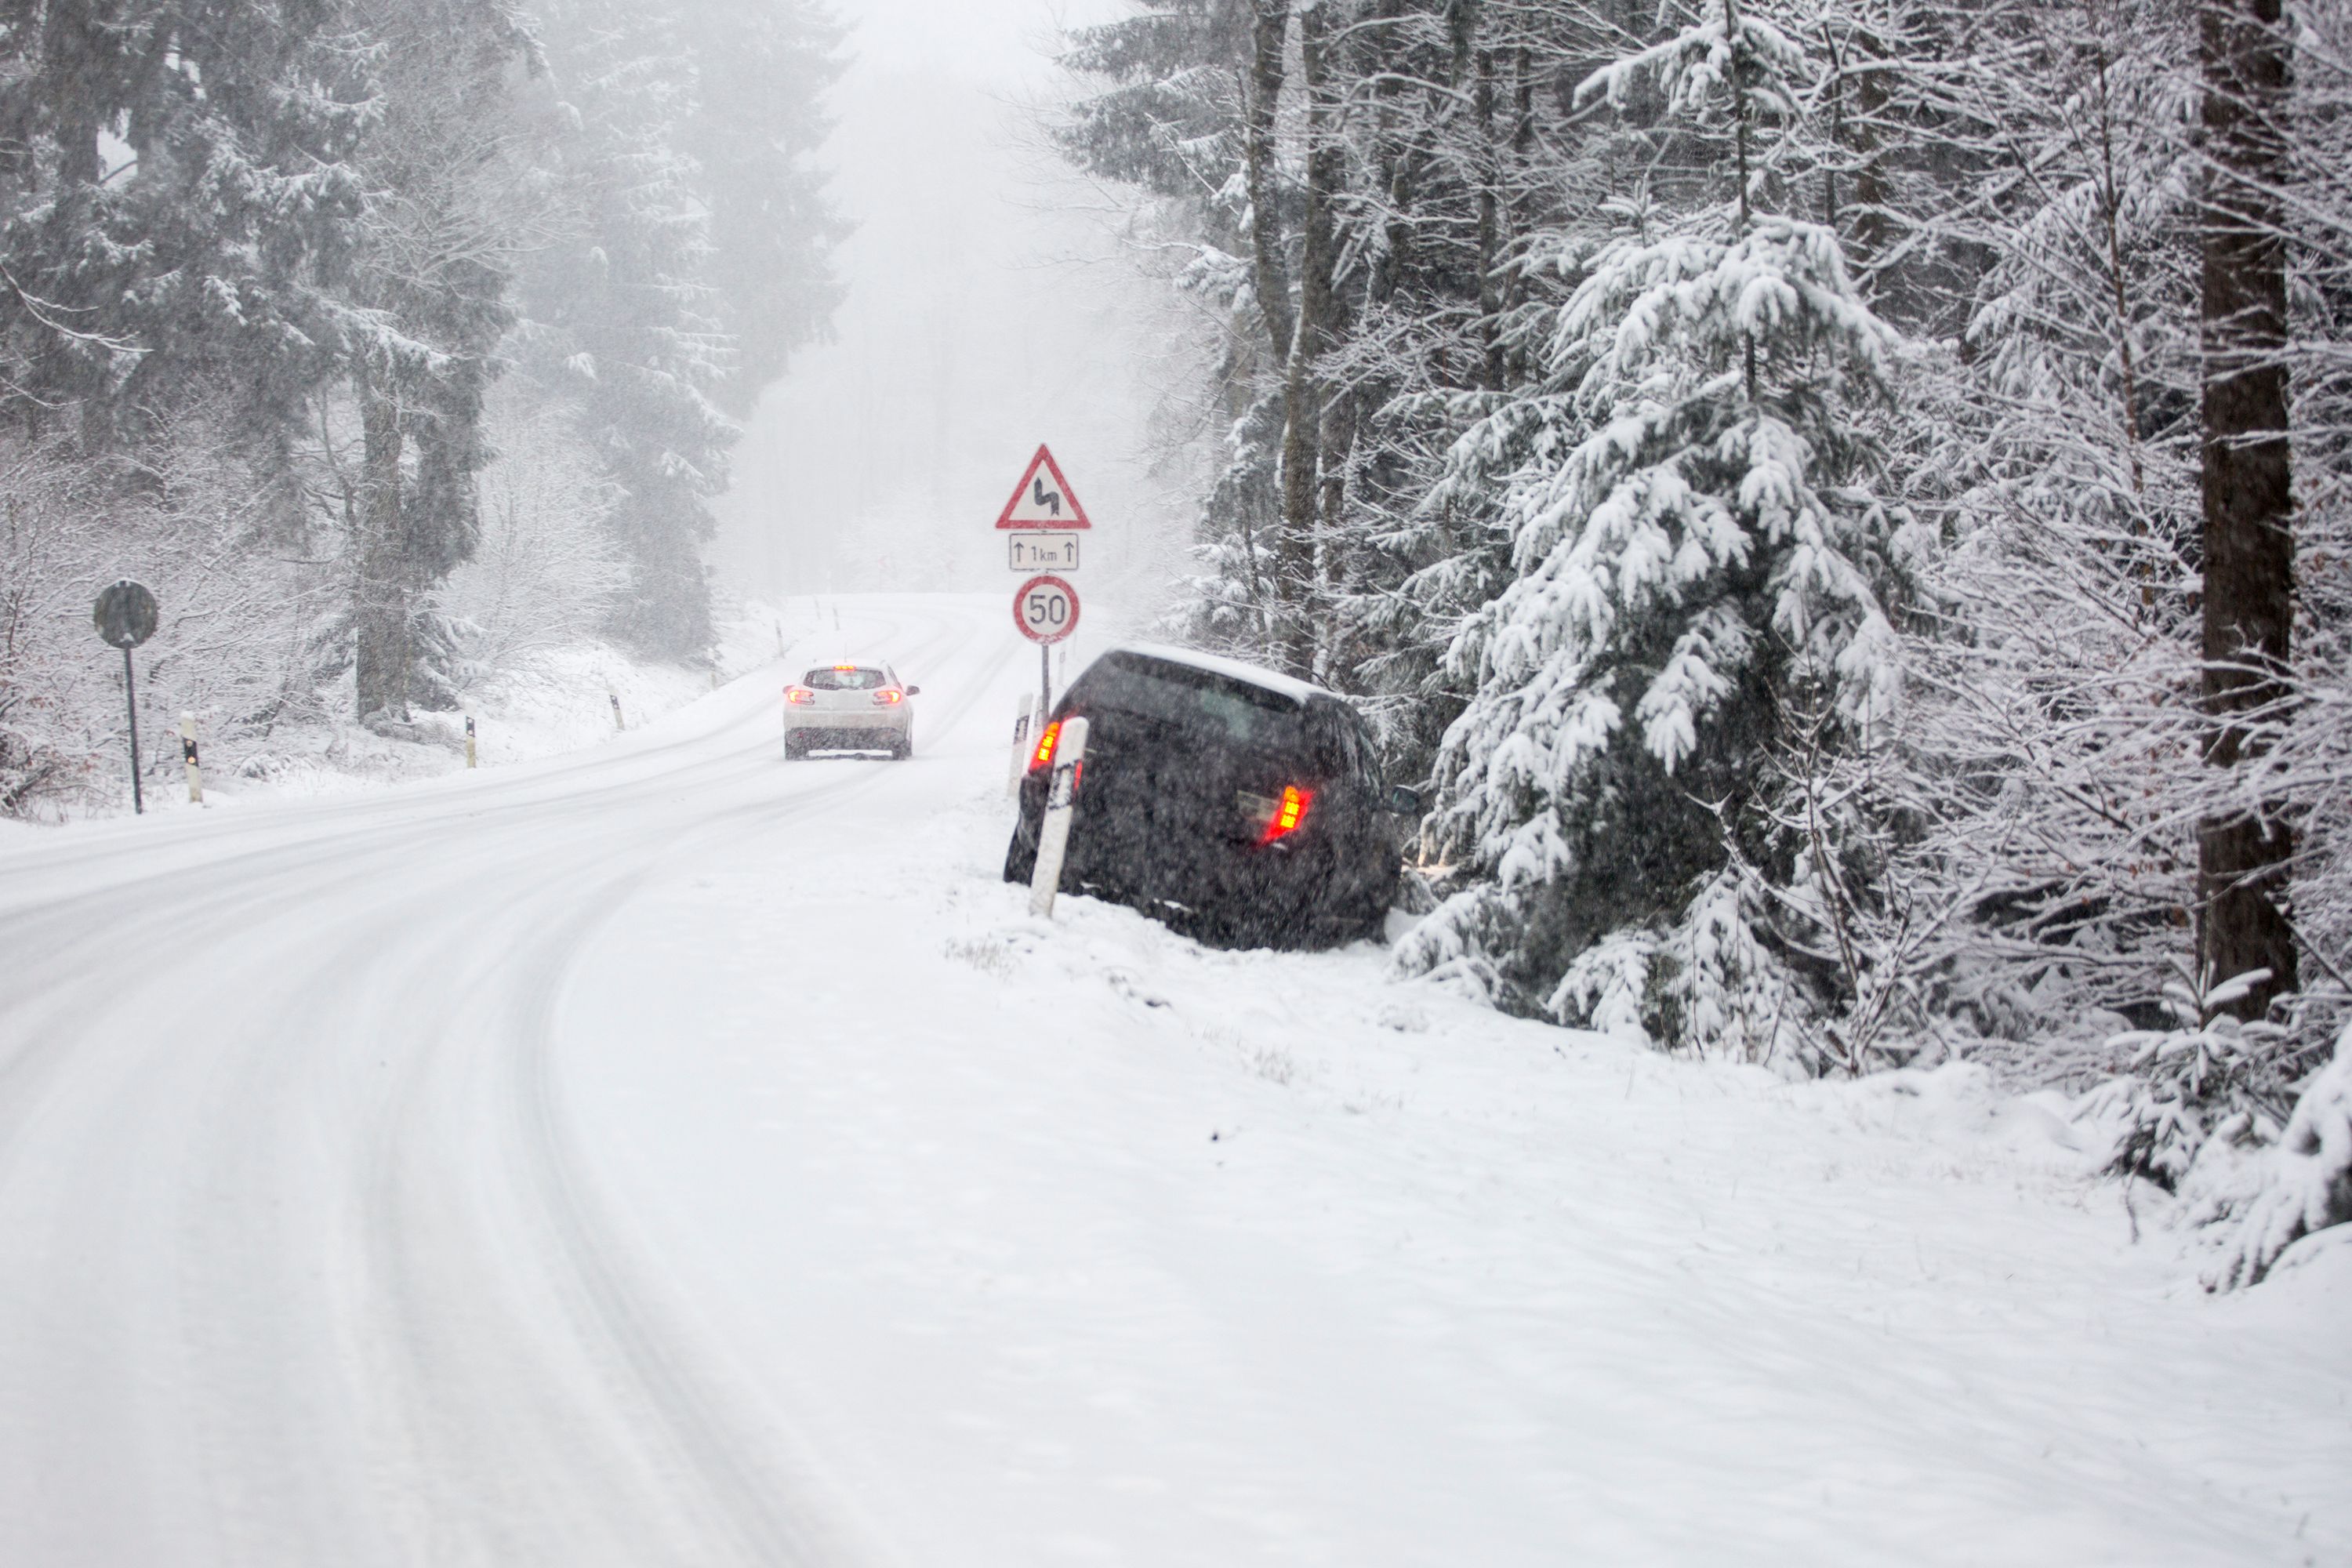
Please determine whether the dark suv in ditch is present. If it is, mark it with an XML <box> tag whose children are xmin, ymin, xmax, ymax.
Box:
<box><xmin>1003</xmin><ymin>644</ymin><xmax>1421</xmax><ymax>947</ymax></box>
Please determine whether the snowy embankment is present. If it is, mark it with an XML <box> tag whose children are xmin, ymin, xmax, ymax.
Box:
<box><xmin>0</xmin><ymin>593</ymin><xmax>2341</xmax><ymax>1566</ymax></box>
<box><xmin>44</xmin><ymin>598</ymin><xmax>808</xmax><ymax>823</ymax></box>
<box><xmin>566</xmin><ymin>613</ymin><xmax>2347</xmax><ymax>1566</ymax></box>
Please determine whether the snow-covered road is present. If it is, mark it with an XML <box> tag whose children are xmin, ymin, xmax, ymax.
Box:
<box><xmin>2</xmin><ymin>593</ymin><xmax>2343</xmax><ymax>1566</ymax></box>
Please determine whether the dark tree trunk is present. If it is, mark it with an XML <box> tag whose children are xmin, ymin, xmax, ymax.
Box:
<box><xmin>1279</xmin><ymin>0</ymin><xmax>1341</xmax><ymax>679</ymax></box>
<box><xmin>1471</xmin><ymin>33</ymin><xmax>1504</xmax><ymax>390</ymax></box>
<box><xmin>1241</xmin><ymin>0</ymin><xmax>1293</xmax><ymax>363</ymax></box>
<box><xmin>2195</xmin><ymin>0</ymin><xmax>2296</xmax><ymax>1017</ymax></box>
<box><xmin>354</xmin><ymin>377</ymin><xmax>412</xmax><ymax>725</ymax></box>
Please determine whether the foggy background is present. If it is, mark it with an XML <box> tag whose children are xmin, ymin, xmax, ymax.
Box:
<box><xmin>713</xmin><ymin>0</ymin><xmax>1210</xmax><ymax>632</ymax></box>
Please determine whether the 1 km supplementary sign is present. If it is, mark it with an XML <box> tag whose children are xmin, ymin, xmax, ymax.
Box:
<box><xmin>1007</xmin><ymin>532</ymin><xmax>1078</xmax><ymax>572</ymax></box>
<box><xmin>1013</xmin><ymin>575</ymin><xmax>1080</xmax><ymax>644</ymax></box>
<box><xmin>994</xmin><ymin>445</ymin><xmax>1091</xmax><ymax>530</ymax></box>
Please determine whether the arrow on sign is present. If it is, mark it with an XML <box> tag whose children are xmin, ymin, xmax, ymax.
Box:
<box><xmin>995</xmin><ymin>444</ymin><xmax>1091</xmax><ymax>530</ymax></box>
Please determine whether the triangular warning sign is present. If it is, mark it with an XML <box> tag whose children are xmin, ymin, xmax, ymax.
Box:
<box><xmin>994</xmin><ymin>444</ymin><xmax>1091</xmax><ymax>529</ymax></box>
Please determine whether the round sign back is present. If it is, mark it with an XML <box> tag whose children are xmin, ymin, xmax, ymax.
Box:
<box><xmin>1013</xmin><ymin>575</ymin><xmax>1080</xmax><ymax>644</ymax></box>
<box><xmin>93</xmin><ymin>579</ymin><xmax>160</xmax><ymax>650</ymax></box>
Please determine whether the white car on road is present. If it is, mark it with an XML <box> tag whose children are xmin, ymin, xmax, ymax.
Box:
<box><xmin>783</xmin><ymin>661</ymin><xmax>917</xmax><ymax>759</ymax></box>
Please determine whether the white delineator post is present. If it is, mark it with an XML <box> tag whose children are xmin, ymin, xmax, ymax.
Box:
<box><xmin>464</xmin><ymin>714</ymin><xmax>477</xmax><ymax>769</ymax></box>
<box><xmin>1027</xmin><ymin>715</ymin><xmax>1088</xmax><ymax>919</ymax></box>
<box><xmin>178</xmin><ymin>712</ymin><xmax>202</xmax><ymax>805</ymax></box>
<box><xmin>1005</xmin><ymin>694</ymin><xmax>1037</xmax><ymax>798</ymax></box>
<box><xmin>608</xmin><ymin>691</ymin><xmax>624</xmax><ymax>731</ymax></box>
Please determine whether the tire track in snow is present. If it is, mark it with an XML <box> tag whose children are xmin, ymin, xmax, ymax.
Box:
<box><xmin>0</xmin><ymin>595</ymin><xmax>1006</xmax><ymax>1564</ymax></box>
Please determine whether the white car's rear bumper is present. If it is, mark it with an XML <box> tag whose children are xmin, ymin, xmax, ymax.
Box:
<box><xmin>787</xmin><ymin>710</ymin><xmax>906</xmax><ymax>732</ymax></box>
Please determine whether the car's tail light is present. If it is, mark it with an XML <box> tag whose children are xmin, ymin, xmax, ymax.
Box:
<box><xmin>1029</xmin><ymin>719</ymin><xmax>1061</xmax><ymax>772</ymax></box>
<box><xmin>873</xmin><ymin>688</ymin><xmax>903</xmax><ymax>706</ymax></box>
<box><xmin>785</xmin><ymin>686</ymin><xmax>815</xmax><ymax>705</ymax></box>
<box><xmin>1239</xmin><ymin>784</ymin><xmax>1313</xmax><ymax>844</ymax></box>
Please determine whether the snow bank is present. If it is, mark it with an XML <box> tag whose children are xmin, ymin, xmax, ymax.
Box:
<box><xmin>561</xmin><ymin>699</ymin><xmax>2349</xmax><ymax>1566</ymax></box>
<box><xmin>8</xmin><ymin>598</ymin><xmax>803</xmax><ymax>833</ymax></box>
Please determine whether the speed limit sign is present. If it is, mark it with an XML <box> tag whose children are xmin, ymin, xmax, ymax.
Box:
<box><xmin>1013</xmin><ymin>574</ymin><xmax>1080</xmax><ymax>644</ymax></box>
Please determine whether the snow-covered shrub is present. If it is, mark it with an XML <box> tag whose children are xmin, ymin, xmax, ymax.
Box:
<box><xmin>2074</xmin><ymin>967</ymin><xmax>2305</xmax><ymax>1189</ymax></box>
<box><xmin>2206</xmin><ymin>1019</ymin><xmax>2352</xmax><ymax>1290</ymax></box>
<box><xmin>1804</xmin><ymin>0</ymin><xmax>2210</xmax><ymax>1049</ymax></box>
<box><xmin>438</xmin><ymin>401</ymin><xmax>628</xmax><ymax>683</ymax></box>
<box><xmin>0</xmin><ymin>418</ymin><xmax>325</xmax><ymax>817</ymax></box>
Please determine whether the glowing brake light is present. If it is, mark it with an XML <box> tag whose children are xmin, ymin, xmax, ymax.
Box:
<box><xmin>833</xmin><ymin>662</ymin><xmax>856</xmax><ymax>671</ymax></box>
<box><xmin>1253</xmin><ymin>784</ymin><xmax>1312</xmax><ymax>844</ymax></box>
<box><xmin>873</xmin><ymin>688</ymin><xmax>903</xmax><ymax>705</ymax></box>
<box><xmin>784</xmin><ymin>686</ymin><xmax>815</xmax><ymax>705</ymax></box>
<box><xmin>1029</xmin><ymin>719</ymin><xmax>1061</xmax><ymax>771</ymax></box>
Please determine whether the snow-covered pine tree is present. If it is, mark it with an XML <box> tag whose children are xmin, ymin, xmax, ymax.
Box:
<box><xmin>674</xmin><ymin>0</ymin><xmax>848</xmax><ymax>419</ymax></box>
<box><xmin>336</xmin><ymin>0</ymin><xmax>543</xmax><ymax>724</ymax></box>
<box><xmin>1322</xmin><ymin>1</ymin><xmax>1625</xmax><ymax>782</ymax></box>
<box><xmin>519</xmin><ymin>0</ymin><xmax>735</xmax><ymax>657</ymax></box>
<box><xmin>1396</xmin><ymin>0</ymin><xmax>1922</xmax><ymax>1068</ymax></box>
<box><xmin>1809</xmin><ymin>0</ymin><xmax>2211</xmax><ymax>1069</ymax></box>
<box><xmin>1054</xmin><ymin>0</ymin><xmax>1284</xmax><ymax>660</ymax></box>
<box><xmin>0</xmin><ymin>0</ymin><xmax>368</xmax><ymax>475</ymax></box>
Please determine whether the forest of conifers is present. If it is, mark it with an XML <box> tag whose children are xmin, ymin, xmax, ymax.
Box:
<box><xmin>0</xmin><ymin>0</ymin><xmax>843</xmax><ymax>799</ymax></box>
<box><xmin>1054</xmin><ymin>0</ymin><xmax>2350</xmax><ymax>1272</ymax></box>
<box><xmin>2</xmin><ymin>0</ymin><xmax>2346</xmax><ymax>1279</ymax></box>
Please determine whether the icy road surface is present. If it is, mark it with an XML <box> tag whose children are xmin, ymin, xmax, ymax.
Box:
<box><xmin>1</xmin><ymin>593</ymin><xmax>2343</xmax><ymax>1566</ymax></box>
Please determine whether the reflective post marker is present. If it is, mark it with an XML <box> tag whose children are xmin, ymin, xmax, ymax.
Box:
<box><xmin>1006</xmin><ymin>694</ymin><xmax>1037</xmax><ymax>798</ymax></box>
<box><xmin>608</xmin><ymin>692</ymin><xmax>624</xmax><ymax>731</ymax></box>
<box><xmin>1027</xmin><ymin>715</ymin><xmax>1088</xmax><ymax>919</ymax></box>
<box><xmin>179</xmin><ymin>712</ymin><xmax>202</xmax><ymax>804</ymax></box>
<box><xmin>464</xmin><ymin>714</ymin><xmax>477</xmax><ymax>769</ymax></box>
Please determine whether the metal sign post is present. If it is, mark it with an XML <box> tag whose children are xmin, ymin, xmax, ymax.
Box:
<box><xmin>92</xmin><ymin>579</ymin><xmax>160</xmax><ymax>815</ymax></box>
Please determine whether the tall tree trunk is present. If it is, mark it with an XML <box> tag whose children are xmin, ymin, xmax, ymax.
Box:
<box><xmin>2195</xmin><ymin>0</ymin><xmax>2296</xmax><ymax>1018</ymax></box>
<box><xmin>1242</xmin><ymin>0</ymin><xmax>1294</xmax><ymax>362</ymax></box>
<box><xmin>1472</xmin><ymin>37</ymin><xmax>1504</xmax><ymax>389</ymax></box>
<box><xmin>354</xmin><ymin>376</ymin><xmax>412</xmax><ymax>725</ymax></box>
<box><xmin>1279</xmin><ymin>0</ymin><xmax>1341</xmax><ymax>678</ymax></box>
<box><xmin>1316</xmin><ymin>385</ymin><xmax>1359</xmax><ymax>684</ymax></box>
<box><xmin>1847</xmin><ymin>4</ymin><xmax>1890</xmax><ymax>268</ymax></box>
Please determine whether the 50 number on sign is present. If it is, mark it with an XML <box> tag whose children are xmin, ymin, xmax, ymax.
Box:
<box><xmin>1013</xmin><ymin>575</ymin><xmax>1080</xmax><ymax>644</ymax></box>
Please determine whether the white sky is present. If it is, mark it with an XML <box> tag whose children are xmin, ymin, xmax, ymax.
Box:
<box><xmin>713</xmin><ymin>0</ymin><xmax>1204</xmax><ymax>626</ymax></box>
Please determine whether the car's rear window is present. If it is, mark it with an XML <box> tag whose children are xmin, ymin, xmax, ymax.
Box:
<box><xmin>804</xmin><ymin>667</ymin><xmax>886</xmax><ymax>691</ymax></box>
<box><xmin>1077</xmin><ymin>653</ymin><xmax>1305</xmax><ymax>752</ymax></box>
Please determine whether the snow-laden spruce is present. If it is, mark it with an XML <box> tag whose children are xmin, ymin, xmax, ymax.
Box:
<box><xmin>2209</xmin><ymin>1017</ymin><xmax>2352</xmax><ymax>1290</ymax></box>
<box><xmin>1396</xmin><ymin>4</ymin><xmax>1925</xmax><ymax>1068</ymax></box>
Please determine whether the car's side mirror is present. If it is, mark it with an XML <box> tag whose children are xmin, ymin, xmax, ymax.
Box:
<box><xmin>905</xmin><ymin>685</ymin><xmax>921</xmax><ymax>695</ymax></box>
<box><xmin>1385</xmin><ymin>786</ymin><xmax>1422</xmax><ymax>815</ymax></box>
